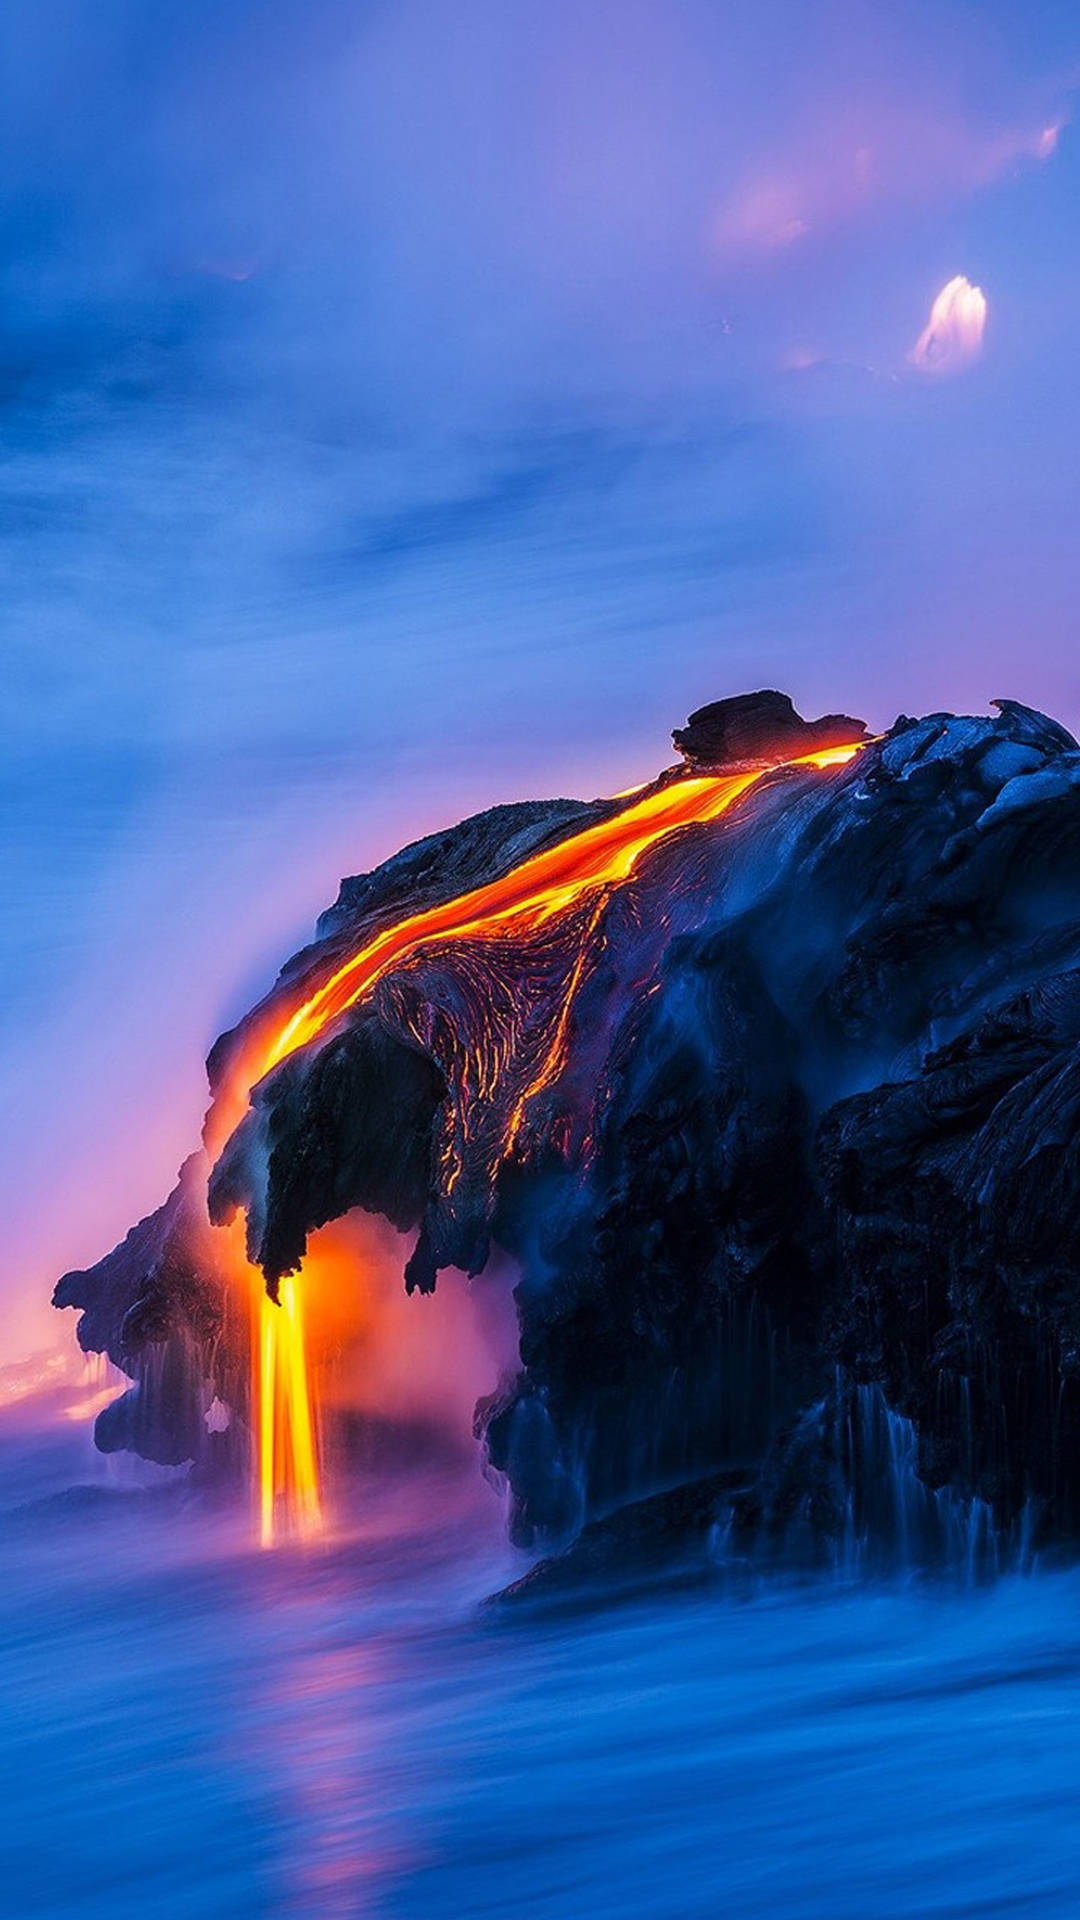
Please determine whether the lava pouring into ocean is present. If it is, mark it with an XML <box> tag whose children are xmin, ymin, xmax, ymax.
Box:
<box><xmin>221</xmin><ymin>739</ymin><xmax>864</xmax><ymax>1546</ymax></box>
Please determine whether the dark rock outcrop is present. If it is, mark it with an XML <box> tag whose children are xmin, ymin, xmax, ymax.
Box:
<box><xmin>209</xmin><ymin>1017</ymin><xmax>448</xmax><ymax>1294</ymax></box>
<box><xmin>672</xmin><ymin>689</ymin><xmax>869</xmax><ymax>768</ymax></box>
<box><xmin>54</xmin><ymin>692</ymin><xmax>1080</xmax><ymax>1574</ymax></box>
<box><xmin>53</xmin><ymin>1154</ymin><xmax>236</xmax><ymax>1467</ymax></box>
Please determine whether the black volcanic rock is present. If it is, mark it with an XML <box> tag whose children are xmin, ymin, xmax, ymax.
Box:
<box><xmin>209</xmin><ymin>1017</ymin><xmax>448</xmax><ymax>1290</ymax></box>
<box><xmin>490</xmin><ymin>1470</ymin><xmax>741</xmax><ymax>1607</ymax></box>
<box><xmin>818</xmin><ymin>961</ymin><xmax>1080</xmax><ymax>1533</ymax></box>
<box><xmin>315</xmin><ymin>799</ymin><xmax>609</xmax><ymax>942</ymax></box>
<box><xmin>205</xmin><ymin>794</ymin><xmax>612</xmax><ymax>1101</ymax></box>
<box><xmin>52</xmin><ymin>1153</ymin><xmax>237</xmax><ymax>1467</ymax></box>
<box><xmin>53</xmin><ymin>693</ymin><xmax>1080</xmax><ymax>1572</ymax></box>
<box><xmin>672</xmin><ymin>689</ymin><xmax>868</xmax><ymax>768</ymax></box>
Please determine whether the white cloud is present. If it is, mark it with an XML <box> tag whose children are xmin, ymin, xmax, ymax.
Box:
<box><xmin>909</xmin><ymin>275</ymin><xmax>988</xmax><ymax>374</ymax></box>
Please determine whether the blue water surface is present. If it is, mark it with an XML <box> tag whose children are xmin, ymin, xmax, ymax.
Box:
<box><xmin>3</xmin><ymin>1418</ymin><xmax>1080</xmax><ymax>1919</ymax></box>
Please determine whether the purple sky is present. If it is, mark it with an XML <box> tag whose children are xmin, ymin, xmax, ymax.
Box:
<box><xmin>4</xmin><ymin>0</ymin><xmax>1080</xmax><ymax>1353</ymax></box>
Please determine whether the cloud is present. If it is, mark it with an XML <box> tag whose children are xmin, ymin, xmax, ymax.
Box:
<box><xmin>909</xmin><ymin>275</ymin><xmax>988</xmax><ymax>374</ymax></box>
<box><xmin>711</xmin><ymin>104</ymin><xmax>1066</xmax><ymax>262</ymax></box>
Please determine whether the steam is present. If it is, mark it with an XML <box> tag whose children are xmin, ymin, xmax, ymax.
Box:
<box><xmin>712</xmin><ymin>107</ymin><xmax>1066</xmax><ymax>262</ymax></box>
<box><xmin>910</xmin><ymin>275</ymin><xmax>988</xmax><ymax>375</ymax></box>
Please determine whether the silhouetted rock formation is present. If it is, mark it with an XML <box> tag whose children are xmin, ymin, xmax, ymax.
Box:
<box><xmin>55</xmin><ymin>693</ymin><xmax>1080</xmax><ymax>1573</ymax></box>
<box><xmin>53</xmin><ymin>1153</ymin><xmax>233</xmax><ymax>1466</ymax></box>
<box><xmin>673</xmin><ymin>689</ymin><xmax>868</xmax><ymax>768</ymax></box>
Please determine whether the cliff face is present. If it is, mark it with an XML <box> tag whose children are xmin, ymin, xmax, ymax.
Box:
<box><xmin>54</xmin><ymin>695</ymin><xmax>1080</xmax><ymax>1561</ymax></box>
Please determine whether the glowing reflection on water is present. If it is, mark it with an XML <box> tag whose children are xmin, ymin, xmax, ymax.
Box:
<box><xmin>5</xmin><ymin>1422</ymin><xmax>1080</xmax><ymax>1918</ymax></box>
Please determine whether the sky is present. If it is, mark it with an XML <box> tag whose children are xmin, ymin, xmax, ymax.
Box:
<box><xmin>4</xmin><ymin>0</ymin><xmax>1080</xmax><ymax>1354</ymax></box>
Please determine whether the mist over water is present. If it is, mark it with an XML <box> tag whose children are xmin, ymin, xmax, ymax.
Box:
<box><xmin>5</xmin><ymin>1404</ymin><xmax>1080</xmax><ymax>1919</ymax></box>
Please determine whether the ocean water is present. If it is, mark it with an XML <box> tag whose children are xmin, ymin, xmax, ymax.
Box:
<box><xmin>4</xmin><ymin>1416</ymin><xmax>1080</xmax><ymax>1920</ymax></box>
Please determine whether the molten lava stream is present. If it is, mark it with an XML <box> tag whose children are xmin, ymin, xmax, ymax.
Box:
<box><xmin>220</xmin><ymin>1213</ymin><xmax>320</xmax><ymax>1549</ymax></box>
<box><xmin>253</xmin><ymin>1264</ymin><xmax>322</xmax><ymax>1548</ymax></box>
<box><xmin>228</xmin><ymin>739</ymin><xmax>864</xmax><ymax>1546</ymax></box>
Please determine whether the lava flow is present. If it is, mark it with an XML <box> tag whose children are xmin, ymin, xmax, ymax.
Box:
<box><xmin>224</xmin><ymin>740</ymin><xmax>864</xmax><ymax>1545</ymax></box>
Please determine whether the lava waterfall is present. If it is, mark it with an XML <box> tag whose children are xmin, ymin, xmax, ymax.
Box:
<box><xmin>53</xmin><ymin>692</ymin><xmax>1080</xmax><ymax>1568</ymax></box>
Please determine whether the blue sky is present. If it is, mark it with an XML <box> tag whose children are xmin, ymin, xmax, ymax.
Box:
<box><xmin>4</xmin><ymin>0</ymin><xmax>1080</xmax><ymax>1350</ymax></box>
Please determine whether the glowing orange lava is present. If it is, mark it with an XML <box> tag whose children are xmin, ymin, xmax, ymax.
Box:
<box><xmin>256</xmin><ymin>1271</ymin><xmax>322</xmax><ymax>1546</ymax></box>
<box><xmin>263</xmin><ymin>745</ymin><xmax>860</xmax><ymax>1075</ymax></box>
<box><xmin>227</xmin><ymin>738</ymin><xmax>864</xmax><ymax>1544</ymax></box>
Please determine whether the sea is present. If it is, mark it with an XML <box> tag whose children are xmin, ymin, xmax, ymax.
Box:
<box><xmin>4</xmin><ymin>1398</ymin><xmax>1080</xmax><ymax>1919</ymax></box>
